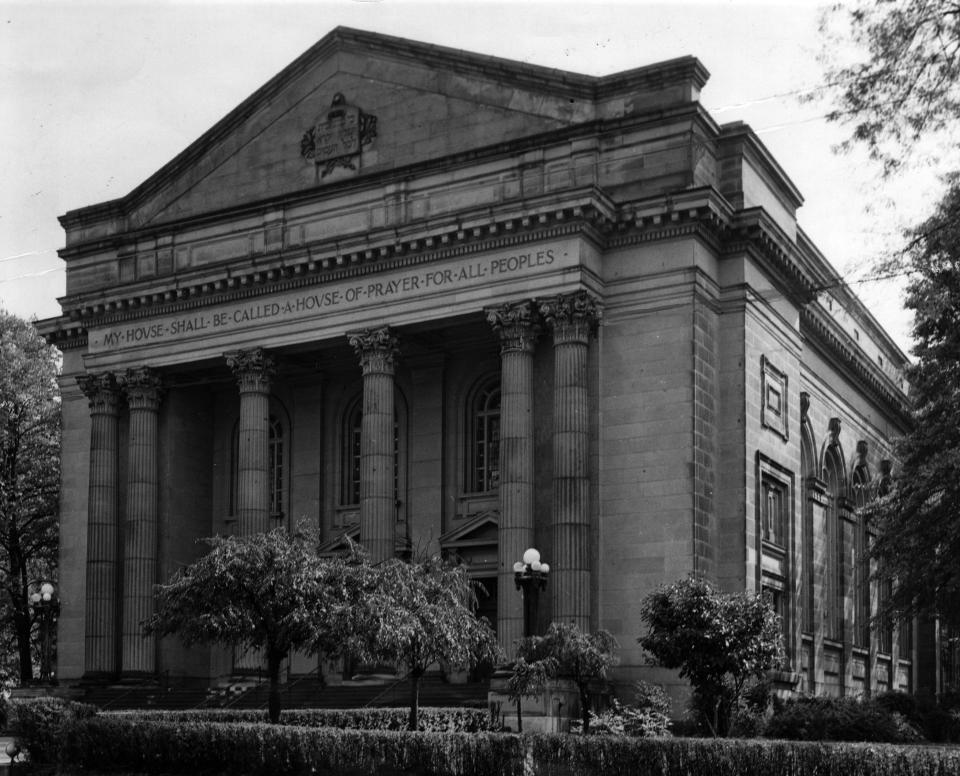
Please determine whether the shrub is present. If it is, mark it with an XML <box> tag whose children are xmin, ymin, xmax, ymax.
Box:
<box><xmin>764</xmin><ymin>696</ymin><xmax>923</xmax><ymax>743</ymax></box>
<box><xmin>106</xmin><ymin>706</ymin><xmax>494</xmax><ymax>732</ymax></box>
<box><xmin>56</xmin><ymin>715</ymin><xmax>960</xmax><ymax>776</ymax></box>
<box><xmin>10</xmin><ymin>697</ymin><xmax>97</xmax><ymax>765</ymax></box>
<box><xmin>874</xmin><ymin>690</ymin><xmax>960</xmax><ymax>743</ymax></box>
<box><xmin>572</xmin><ymin>681</ymin><xmax>672</xmax><ymax>738</ymax></box>
<box><xmin>572</xmin><ymin>698</ymin><xmax>671</xmax><ymax>738</ymax></box>
<box><xmin>61</xmin><ymin>716</ymin><xmax>520</xmax><ymax>776</ymax></box>
<box><xmin>639</xmin><ymin>577</ymin><xmax>783</xmax><ymax>737</ymax></box>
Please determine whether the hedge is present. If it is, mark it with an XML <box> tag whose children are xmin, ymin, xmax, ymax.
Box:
<box><xmin>57</xmin><ymin>714</ymin><xmax>960</xmax><ymax>776</ymax></box>
<box><xmin>8</xmin><ymin>697</ymin><xmax>98</xmax><ymax>766</ymax></box>
<box><xmin>105</xmin><ymin>706</ymin><xmax>494</xmax><ymax>732</ymax></box>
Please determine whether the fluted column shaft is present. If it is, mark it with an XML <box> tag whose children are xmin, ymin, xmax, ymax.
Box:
<box><xmin>541</xmin><ymin>292</ymin><xmax>600</xmax><ymax>631</ymax></box>
<box><xmin>121</xmin><ymin>368</ymin><xmax>163</xmax><ymax>675</ymax></box>
<box><xmin>78</xmin><ymin>373</ymin><xmax>121</xmax><ymax>677</ymax></box>
<box><xmin>226</xmin><ymin>349</ymin><xmax>275</xmax><ymax>536</ymax></box>
<box><xmin>349</xmin><ymin>328</ymin><xmax>399</xmax><ymax>564</ymax></box>
<box><xmin>487</xmin><ymin>302</ymin><xmax>539</xmax><ymax>653</ymax></box>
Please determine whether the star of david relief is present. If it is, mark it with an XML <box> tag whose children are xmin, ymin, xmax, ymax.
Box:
<box><xmin>300</xmin><ymin>92</ymin><xmax>378</xmax><ymax>180</ymax></box>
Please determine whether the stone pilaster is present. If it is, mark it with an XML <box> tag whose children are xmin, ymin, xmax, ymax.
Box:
<box><xmin>225</xmin><ymin>349</ymin><xmax>275</xmax><ymax>536</ymax></box>
<box><xmin>486</xmin><ymin>302</ymin><xmax>539</xmax><ymax>653</ymax></box>
<box><xmin>348</xmin><ymin>327</ymin><xmax>399</xmax><ymax>564</ymax></box>
<box><xmin>540</xmin><ymin>291</ymin><xmax>600</xmax><ymax>631</ymax></box>
<box><xmin>77</xmin><ymin>372</ymin><xmax>122</xmax><ymax>677</ymax></box>
<box><xmin>120</xmin><ymin>367</ymin><xmax>163</xmax><ymax>675</ymax></box>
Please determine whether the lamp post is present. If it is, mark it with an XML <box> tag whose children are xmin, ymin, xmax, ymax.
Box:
<box><xmin>513</xmin><ymin>548</ymin><xmax>549</xmax><ymax>638</ymax></box>
<box><xmin>30</xmin><ymin>582</ymin><xmax>59</xmax><ymax>684</ymax></box>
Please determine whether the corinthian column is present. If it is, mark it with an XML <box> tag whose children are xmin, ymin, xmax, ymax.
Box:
<box><xmin>226</xmin><ymin>349</ymin><xmax>275</xmax><ymax>536</ymax></box>
<box><xmin>348</xmin><ymin>327</ymin><xmax>399</xmax><ymax>564</ymax></box>
<box><xmin>486</xmin><ymin>301</ymin><xmax>539</xmax><ymax>652</ymax></box>
<box><xmin>77</xmin><ymin>372</ymin><xmax>122</xmax><ymax>677</ymax></box>
<box><xmin>120</xmin><ymin>367</ymin><xmax>163</xmax><ymax>675</ymax></box>
<box><xmin>540</xmin><ymin>291</ymin><xmax>601</xmax><ymax>631</ymax></box>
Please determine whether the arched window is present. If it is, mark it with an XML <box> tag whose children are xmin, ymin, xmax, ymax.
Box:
<box><xmin>800</xmin><ymin>417</ymin><xmax>817</xmax><ymax>634</ymax></box>
<box><xmin>823</xmin><ymin>441</ymin><xmax>846</xmax><ymax>642</ymax></box>
<box><xmin>467</xmin><ymin>377</ymin><xmax>501</xmax><ymax>494</ymax></box>
<box><xmin>851</xmin><ymin>457</ymin><xmax>871</xmax><ymax>648</ymax></box>
<box><xmin>341</xmin><ymin>398</ymin><xmax>363</xmax><ymax>506</ymax></box>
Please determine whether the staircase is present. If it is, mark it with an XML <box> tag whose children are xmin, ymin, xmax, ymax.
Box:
<box><xmin>81</xmin><ymin>684</ymin><xmax>213</xmax><ymax>710</ymax></box>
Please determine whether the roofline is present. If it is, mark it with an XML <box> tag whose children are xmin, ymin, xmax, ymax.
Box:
<box><xmin>718</xmin><ymin>121</ymin><xmax>804</xmax><ymax>211</ymax></box>
<box><xmin>59</xmin><ymin>26</ymin><xmax>709</xmax><ymax>228</ymax></box>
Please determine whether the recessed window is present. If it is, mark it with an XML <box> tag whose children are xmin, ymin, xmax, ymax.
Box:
<box><xmin>762</xmin><ymin>475</ymin><xmax>786</xmax><ymax>547</ymax></box>
<box><xmin>467</xmin><ymin>377</ymin><xmax>501</xmax><ymax>493</ymax></box>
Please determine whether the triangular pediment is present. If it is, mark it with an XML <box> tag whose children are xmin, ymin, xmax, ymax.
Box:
<box><xmin>439</xmin><ymin>510</ymin><xmax>500</xmax><ymax>548</ymax></box>
<box><xmin>119</xmin><ymin>27</ymin><xmax>602</xmax><ymax>229</ymax></box>
<box><xmin>316</xmin><ymin>524</ymin><xmax>360</xmax><ymax>557</ymax></box>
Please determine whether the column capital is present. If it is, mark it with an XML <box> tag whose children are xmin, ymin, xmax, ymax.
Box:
<box><xmin>348</xmin><ymin>326</ymin><xmax>399</xmax><ymax>375</ymax></box>
<box><xmin>486</xmin><ymin>301</ymin><xmax>541</xmax><ymax>353</ymax></box>
<box><xmin>121</xmin><ymin>367</ymin><xmax>164</xmax><ymax>412</ymax></box>
<box><xmin>225</xmin><ymin>348</ymin><xmax>275</xmax><ymax>394</ymax></box>
<box><xmin>77</xmin><ymin>372</ymin><xmax>121</xmax><ymax>415</ymax></box>
<box><xmin>539</xmin><ymin>290</ymin><xmax>602</xmax><ymax>344</ymax></box>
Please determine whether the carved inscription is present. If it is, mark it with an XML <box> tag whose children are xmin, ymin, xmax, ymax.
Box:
<box><xmin>89</xmin><ymin>245</ymin><xmax>568</xmax><ymax>352</ymax></box>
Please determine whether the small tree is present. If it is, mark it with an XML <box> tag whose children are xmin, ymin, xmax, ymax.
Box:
<box><xmin>505</xmin><ymin>654</ymin><xmax>557</xmax><ymax>733</ymax></box>
<box><xmin>515</xmin><ymin>622</ymin><xmax>618</xmax><ymax>734</ymax></box>
<box><xmin>352</xmin><ymin>555</ymin><xmax>503</xmax><ymax>731</ymax></box>
<box><xmin>638</xmin><ymin>577</ymin><xmax>783</xmax><ymax>737</ymax></box>
<box><xmin>144</xmin><ymin>527</ymin><xmax>364</xmax><ymax>723</ymax></box>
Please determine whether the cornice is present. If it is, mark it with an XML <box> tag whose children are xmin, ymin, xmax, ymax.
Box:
<box><xmin>801</xmin><ymin>304</ymin><xmax>911</xmax><ymax>427</ymax></box>
<box><xmin>796</xmin><ymin>227</ymin><xmax>910</xmax><ymax>367</ymax></box>
<box><xmin>721</xmin><ymin>208</ymin><xmax>820</xmax><ymax>304</ymax></box>
<box><xmin>58</xmin><ymin>102</ymin><xmax>708</xmax><ymax>259</ymax></box>
<box><xmin>45</xmin><ymin>194</ymin><xmax>612</xmax><ymax>338</ymax></box>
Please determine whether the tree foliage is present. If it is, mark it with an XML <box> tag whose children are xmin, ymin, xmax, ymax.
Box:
<box><xmin>865</xmin><ymin>184</ymin><xmax>960</xmax><ymax>630</ymax></box>
<box><xmin>514</xmin><ymin>622</ymin><xmax>618</xmax><ymax>734</ymax></box>
<box><xmin>144</xmin><ymin>527</ymin><xmax>366</xmax><ymax>722</ymax></box>
<box><xmin>0</xmin><ymin>312</ymin><xmax>60</xmax><ymax>684</ymax></box>
<box><xmin>820</xmin><ymin>0</ymin><xmax>960</xmax><ymax>176</ymax></box>
<box><xmin>505</xmin><ymin>655</ymin><xmax>557</xmax><ymax>733</ymax></box>
<box><xmin>349</xmin><ymin>555</ymin><xmax>502</xmax><ymax>731</ymax></box>
<box><xmin>638</xmin><ymin>577</ymin><xmax>783</xmax><ymax>737</ymax></box>
<box><xmin>820</xmin><ymin>0</ymin><xmax>960</xmax><ymax>666</ymax></box>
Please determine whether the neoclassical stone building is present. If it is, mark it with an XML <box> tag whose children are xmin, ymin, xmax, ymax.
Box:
<box><xmin>39</xmin><ymin>28</ymin><xmax>921</xmax><ymax>700</ymax></box>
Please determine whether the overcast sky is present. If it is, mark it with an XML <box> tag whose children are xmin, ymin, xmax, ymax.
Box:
<box><xmin>0</xmin><ymin>0</ymin><xmax>943</xmax><ymax>354</ymax></box>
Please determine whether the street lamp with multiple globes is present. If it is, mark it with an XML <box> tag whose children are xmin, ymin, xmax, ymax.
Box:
<box><xmin>29</xmin><ymin>582</ymin><xmax>59</xmax><ymax>684</ymax></box>
<box><xmin>513</xmin><ymin>547</ymin><xmax>549</xmax><ymax>638</ymax></box>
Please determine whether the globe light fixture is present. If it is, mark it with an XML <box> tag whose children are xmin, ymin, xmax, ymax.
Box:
<box><xmin>514</xmin><ymin>547</ymin><xmax>550</xmax><ymax>637</ymax></box>
<box><xmin>30</xmin><ymin>581</ymin><xmax>59</xmax><ymax>684</ymax></box>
